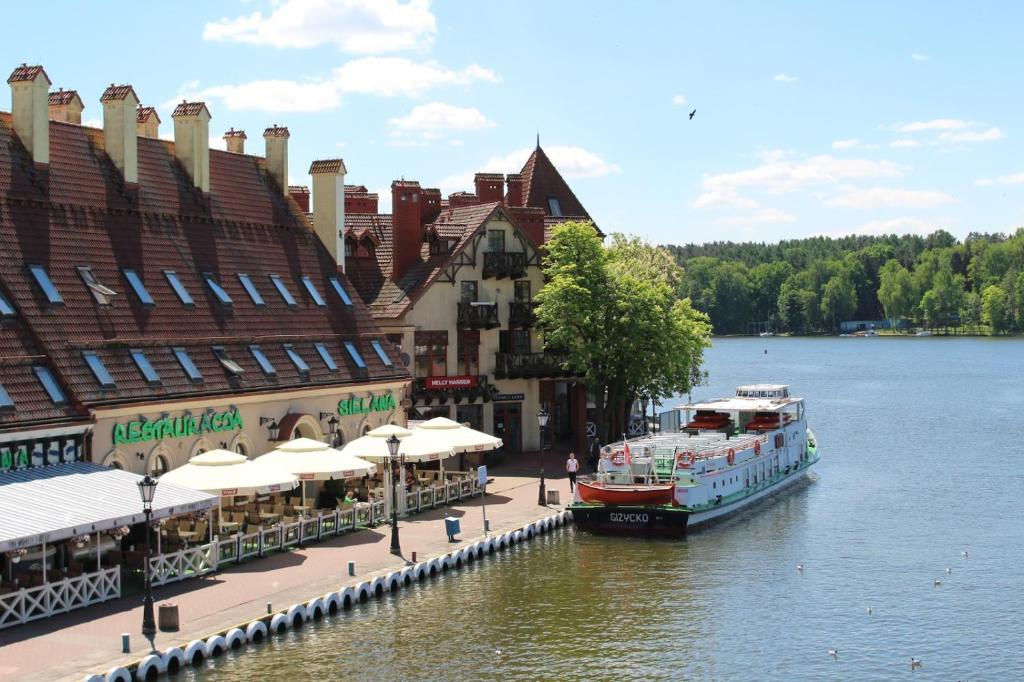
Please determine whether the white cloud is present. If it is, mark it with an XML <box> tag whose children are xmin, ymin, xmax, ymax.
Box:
<box><xmin>938</xmin><ymin>127</ymin><xmax>1003</xmax><ymax>143</ymax></box>
<box><xmin>889</xmin><ymin>138</ymin><xmax>921</xmax><ymax>148</ymax></box>
<box><xmin>695</xmin><ymin>151</ymin><xmax>904</xmax><ymax>208</ymax></box>
<box><xmin>898</xmin><ymin>118</ymin><xmax>969</xmax><ymax>132</ymax></box>
<box><xmin>169</xmin><ymin>58</ymin><xmax>499</xmax><ymax>112</ymax></box>
<box><xmin>832</xmin><ymin>138</ymin><xmax>860</xmax><ymax>149</ymax></box>
<box><xmin>716</xmin><ymin>208</ymin><xmax>796</xmax><ymax>225</ymax></box>
<box><xmin>435</xmin><ymin>145</ymin><xmax>621</xmax><ymax>195</ymax></box>
<box><xmin>672</xmin><ymin>94</ymin><xmax>687</xmax><ymax>106</ymax></box>
<box><xmin>824</xmin><ymin>187</ymin><xmax>955</xmax><ymax>209</ymax></box>
<box><xmin>203</xmin><ymin>0</ymin><xmax>437</xmax><ymax>53</ymax></box>
<box><xmin>850</xmin><ymin>217</ymin><xmax>939</xmax><ymax>236</ymax></box>
<box><xmin>390</xmin><ymin>102</ymin><xmax>494</xmax><ymax>131</ymax></box>
<box><xmin>911</xmin><ymin>53</ymin><xmax>929</xmax><ymax>61</ymax></box>
<box><xmin>773</xmin><ymin>73</ymin><xmax>798</xmax><ymax>83</ymax></box>
<box><xmin>975</xmin><ymin>172</ymin><xmax>1024</xmax><ymax>186</ymax></box>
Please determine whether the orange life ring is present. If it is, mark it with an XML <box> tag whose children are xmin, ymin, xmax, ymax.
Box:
<box><xmin>727</xmin><ymin>449</ymin><xmax>736</xmax><ymax>465</ymax></box>
<box><xmin>675</xmin><ymin>452</ymin><xmax>695</xmax><ymax>469</ymax></box>
<box><xmin>754</xmin><ymin>441</ymin><xmax>761</xmax><ymax>455</ymax></box>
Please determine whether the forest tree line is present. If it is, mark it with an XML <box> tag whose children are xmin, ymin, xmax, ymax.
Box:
<box><xmin>665</xmin><ymin>229</ymin><xmax>1024</xmax><ymax>335</ymax></box>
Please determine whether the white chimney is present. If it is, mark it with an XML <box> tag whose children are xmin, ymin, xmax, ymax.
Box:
<box><xmin>224</xmin><ymin>127</ymin><xmax>247</xmax><ymax>154</ymax></box>
<box><xmin>100</xmin><ymin>84</ymin><xmax>140</xmax><ymax>184</ymax></box>
<box><xmin>7</xmin><ymin>64</ymin><xmax>51</xmax><ymax>165</ymax></box>
<box><xmin>171</xmin><ymin>100</ymin><xmax>212</xmax><ymax>193</ymax></box>
<box><xmin>136</xmin><ymin>106</ymin><xmax>161</xmax><ymax>139</ymax></box>
<box><xmin>309</xmin><ymin>159</ymin><xmax>348</xmax><ymax>270</ymax></box>
<box><xmin>48</xmin><ymin>88</ymin><xmax>84</xmax><ymax>124</ymax></box>
<box><xmin>263</xmin><ymin>125</ymin><xmax>289</xmax><ymax>194</ymax></box>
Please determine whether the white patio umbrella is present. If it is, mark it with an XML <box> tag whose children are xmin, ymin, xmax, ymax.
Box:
<box><xmin>253</xmin><ymin>437</ymin><xmax>376</xmax><ymax>507</ymax></box>
<box><xmin>158</xmin><ymin>449</ymin><xmax>298</xmax><ymax>535</ymax></box>
<box><xmin>414</xmin><ymin>417</ymin><xmax>502</xmax><ymax>453</ymax></box>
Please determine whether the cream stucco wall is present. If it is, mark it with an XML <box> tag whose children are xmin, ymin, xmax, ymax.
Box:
<box><xmin>92</xmin><ymin>380</ymin><xmax>408</xmax><ymax>475</ymax></box>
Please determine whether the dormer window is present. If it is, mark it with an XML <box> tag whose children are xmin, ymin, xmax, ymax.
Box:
<box><xmin>301</xmin><ymin>276</ymin><xmax>326</xmax><ymax>306</ymax></box>
<box><xmin>83</xmin><ymin>351</ymin><xmax>116</xmax><ymax>388</ymax></box>
<box><xmin>122</xmin><ymin>269</ymin><xmax>155</xmax><ymax>306</ymax></box>
<box><xmin>547</xmin><ymin>197</ymin><xmax>563</xmax><ymax>217</ymax></box>
<box><xmin>345</xmin><ymin>240</ymin><xmax>355</xmax><ymax>258</ymax></box>
<box><xmin>203</xmin><ymin>273</ymin><xmax>234</xmax><ymax>306</ymax></box>
<box><xmin>359</xmin><ymin>237</ymin><xmax>375</xmax><ymax>258</ymax></box>
<box><xmin>28</xmin><ymin>265</ymin><xmax>64</xmax><ymax>305</ymax></box>
<box><xmin>213</xmin><ymin>346</ymin><xmax>244</xmax><ymax>376</ymax></box>
<box><xmin>164</xmin><ymin>271</ymin><xmax>195</xmax><ymax>307</ymax></box>
<box><xmin>329</xmin><ymin>277</ymin><xmax>353</xmax><ymax>306</ymax></box>
<box><xmin>269</xmin><ymin>275</ymin><xmax>297</xmax><ymax>307</ymax></box>
<box><xmin>77</xmin><ymin>267</ymin><xmax>118</xmax><ymax>306</ymax></box>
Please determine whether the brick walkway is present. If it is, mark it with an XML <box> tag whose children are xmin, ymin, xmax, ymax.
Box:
<box><xmin>0</xmin><ymin>470</ymin><xmax>572</xmax><ymax>682</ymax></box>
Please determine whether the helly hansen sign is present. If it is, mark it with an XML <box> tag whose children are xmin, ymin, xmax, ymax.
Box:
<box><xmin>424</xmin><ymin>375</ymin><xmax>478</xmax><ymax>390</ymax></box>
<box><xmin>113</xmin><ymin>409</ymin><xmax>244</xmax><ymax>446</ymax></box>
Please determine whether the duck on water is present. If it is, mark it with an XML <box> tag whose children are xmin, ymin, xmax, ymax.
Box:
<box><xmin>569</xmin><ymin>384</ymin><xmax>820</xmax><ymax>537</ymax></box>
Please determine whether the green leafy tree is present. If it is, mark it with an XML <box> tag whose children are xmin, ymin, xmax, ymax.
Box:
<box><xmin>877</xmin><ymin>259</ymin><xmax>915</xmax><ymax>328</ymax></box>
<box><xmin>820</xmin><ymin>274</ymin><xmax>858</xmax><ymax>331</ymax></box>
<box><xmin>536</xmin><ymin>223</ymin><xmax>711</xmax><ymax>442</ymax></box>
<box><xmin>981</xmin><ymin>285</ymin><xmax>1010</xmax><ymax>334</ymax></box>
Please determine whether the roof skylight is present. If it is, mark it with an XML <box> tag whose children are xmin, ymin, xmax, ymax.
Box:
<box><xmin>77</xmin><ymin>267</ymin><xmax>118</xmax><ymax>306</ymax></box>
<box><xmin>238</xmin><ymin>274</ymin><xmax>265</xmax><ymax>306</ymax></box>
<box><xmin>28</xmin><ymin>265</ymin><xmax>64</xmax><ymax>305</ymax></box>
<box><xmin>164</xmin><ymin>271</ymin><xmax>195</xmax><ymax>307</ymax></box>
<box><xmin>172</xmin><ymin>347</ymin><xmax>203</xmax><ymax>383</ymax></box>
<box><xmin>122</xmin><ymin>269</ymin><xmax>155</xmax><ymax>306</ymax></box>
<box><xmin>301</xmin><ymin>276</ymin><xmax>326</xmax><ymax>306</ymax></box>
<box><xmin>345</xmin><ymin>341</ymin><xmax>367</xmax><ymax>369</ymax></box>
<box><xmin>371</xmin><ymin>340</ymin><xmax>393</xmax><ymax>367</ymax></box>
<box><xmin>283</xmin><ymin>344</ymin><xmax>310</xmax><ymax>376</ymax></box>
<box><xmin>250</xmin><ymin>345</ymin><xmax>276</xmax><ymax>376</ymax></box>
<box><xmin>203</xmin><ymin>274</ymin><xmax>234</xmax><ymax>306</ymax></box>
<box><xmin>314</xmin><ymin>342</ymin><xmax>337</xmax><ymax>372</ymax></box>
<box><xmin>130</xmin><ymin>349</ymin><xmax>161</xmax><ymax>385</ymax></box>
<box><xmin>83</xmin><ymin>351</ymin><xmax>116</xmax><ymax>388</ymax></box>
<box><xmin>269</xmin><ymin>275</ymin><xmax>297</xmax><ymax>306</ymax></box>
<box><xmin>329</xmin><ymin>277</ymin><xmax>354</xmax><ymax>306</ymax></box>
<box><xmin>33</xmin><ymin>365</ymin><xmax>67</xmax><ymax>404</ymax></box>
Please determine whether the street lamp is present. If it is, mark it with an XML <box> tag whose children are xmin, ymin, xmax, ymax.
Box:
<box><xmin>137</xmin><ymin>475</ymin><xmax>158</xmax><ymax>652</ymax></box>
<box><xmin>537</xmin><ymin>408</ymin><xmax>549</xmax><ymax>506</ymax></box>
<box><xmin>387</xmin><ymin>434</ymin><xmax>402</xmax><ymax>556</ymax></box>
<box><xmin>259</xmin><ymin>417</ymin><xmax>280</xmax><ymax>441</ymax></box>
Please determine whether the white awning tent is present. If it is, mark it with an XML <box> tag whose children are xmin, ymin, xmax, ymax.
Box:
<box><xmin>0</xmin><ymin>461</ymin><xmax>217</xmax><ymax>553</ymax></box>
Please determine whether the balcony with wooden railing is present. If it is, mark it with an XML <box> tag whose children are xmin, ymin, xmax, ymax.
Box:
<box><xmin>494</xmin><ymin>352</ymin><xmax>574</xmax><ymax>379</ymax></box>
<box><xmin>457</xmin><ymin>302</ymin><xmax>500</xmax><ymax>329</ymax></box>
<box><xmin>482</xmin><ymin>251</ymin><xmax>527</xmax><ymax>279</ymax></box>
<box><xmin>508</xmin><ymin>301</ymin><xmax>537</xmax><ymax>328</ymax></box>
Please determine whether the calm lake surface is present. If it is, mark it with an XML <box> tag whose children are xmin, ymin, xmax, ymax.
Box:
<box><xmin>189</xmin><ymin>337</ymin><xmax>1024</xmax><ymax>681</ymax></box>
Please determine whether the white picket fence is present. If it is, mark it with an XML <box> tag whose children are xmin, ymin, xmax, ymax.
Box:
<box><xmin>0</xmin><ymin>567</ymin><xmax>120</xmax><ymax>630</ymax></box>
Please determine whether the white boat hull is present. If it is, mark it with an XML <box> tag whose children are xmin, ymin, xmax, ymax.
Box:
<box><xmin>687</xmin><ymin>458</ymin><xmax>817</xmax><ymax>527</ymax></box>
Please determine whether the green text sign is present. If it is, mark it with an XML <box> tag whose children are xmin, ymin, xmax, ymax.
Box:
<box><xmin>113</xmin><ymin>409</ymin><xmax>244</xmax><ymax>446</ymax></box>
<box><xmin>338</xmin><ymin>393</ymin><xmax>396</xmax><ymax>416</ymax></box>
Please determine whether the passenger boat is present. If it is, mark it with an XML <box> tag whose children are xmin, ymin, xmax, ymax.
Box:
<box><xmin>569</xmin><ymin>384</ymin><xmax>819</xmax><ymax>537</ymax></box>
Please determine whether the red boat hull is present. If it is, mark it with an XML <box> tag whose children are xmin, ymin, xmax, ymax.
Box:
<box><xmin>577</xmin><ymin>481</ymin><xmax>675</xmax><ymax>506</ymax></box>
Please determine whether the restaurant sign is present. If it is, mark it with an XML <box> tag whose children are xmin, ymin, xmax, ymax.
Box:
<box><xmin>113</xmin><ymin>408</ymin><xmax>244</xmax><ymax>446</ymax></box>
<box><xmin>424</xmin><ymin>375</ymin><xmax>478</xmax><ymax>390</ymax></box>
<box><xmin>338</xmin><ymin>393</ymin><xmax>396</xmax><ymax>416</ymax></box>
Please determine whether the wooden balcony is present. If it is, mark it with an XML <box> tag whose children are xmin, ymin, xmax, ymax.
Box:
<box><xmin>508</xmin><ymin>301</ymin><xmax>537</xmax><ymax>328</ymax></box>
<box><xmin>482</xmin><ymin>252</ymin><xmax>527</xmax><ymax>279</ymax></box>
<box><xmin>457</xmin><ymin>302</ymin><xmax>499</xmax><ymax>329</ymax></box>
<box><xmin>494</xmin><ymin>352</ymin><xmax>574</xmax><ymax>379</ymax></box>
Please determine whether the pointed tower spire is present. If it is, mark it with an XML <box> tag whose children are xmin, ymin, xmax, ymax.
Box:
<box><xmin>536</xmin><ymin>132</ymin><xmax>540</xmax><ymax>149</ymax></box>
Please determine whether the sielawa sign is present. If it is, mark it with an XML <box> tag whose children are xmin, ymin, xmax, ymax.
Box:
<box><xmin>113</xmin><ymin>408</ymin><xmax>244</xmax><ymax>446</ymax></box>
<box><xmin>337</xmin><ymin>393</ymin><xmax>396</xmax><ymax>416</ymax></box>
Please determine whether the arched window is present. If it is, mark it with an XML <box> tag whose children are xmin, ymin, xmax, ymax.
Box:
<box><xmin>234</xmin><ymin>442</ymin><xmax>248</xmax><ymax>457</ymax></box>
<box><xmin>109</xmin><ymin>460</ymin><xmax>123</xmax><ymax>470</ymax></box>
<box><xmin>151</xmin><ymin>454</ymin><xmax>169</xmax><ymax>477</ymax></box>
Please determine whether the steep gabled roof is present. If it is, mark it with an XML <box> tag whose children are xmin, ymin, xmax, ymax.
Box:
<box><xmin>518</xmin><ymin>144</ymin><xmax>598</xmax><ymax>233</ymax></box>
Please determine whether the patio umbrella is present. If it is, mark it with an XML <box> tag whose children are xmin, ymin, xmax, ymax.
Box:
<box><xmin>339</xmin><ymin>425</ymin><xmax>455</xmax><ymax>463</ymax></box>
<box><xmin>414</xmin><ymin>417</ymin><xmax>502</xmax><ymax>453</ymax></box>
<box><xmin>158</xmin><ymin>449</ymin><xmax>298</xmax><ymax>534</ymax></box>
<box><xmin>253</xmin><ymin>437</ymin><xmax>376</xmax><ymax>507</ymax></box>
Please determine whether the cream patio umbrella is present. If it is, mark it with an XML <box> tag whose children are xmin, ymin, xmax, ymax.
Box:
<box><xmin>253</xmin><ymin>437</ymin><xmax>376</xmax><ymax>507</ymax></box>
<box><xmin>158</xmin><ymin>450</ymin><xmax>299</xmax><ymax>536</ymax></box>
<box><xmin>413</xmin><ymin>417</ymin><xmax>503</xmax><ymax>453</ymax></box>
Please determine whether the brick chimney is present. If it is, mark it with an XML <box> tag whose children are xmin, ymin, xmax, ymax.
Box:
<box><xmin>505</xmin><ymin>173</ymin><xmax>523</xmax><ymax>207</ymax></box>
<box><xmin>136</xmin><ymin>106</ymin><xmax>160</xmax><ymax>139</ymax></box>
<box><xmin>344</xmin><ymin>186</ymin><xmax>379</xmax><ymax>214</ymax></box>
<box><xmin>391</xmin><ymin>180</ymin><xmax>424</xmax><ymax>280</ymax></box>
<box><xmin>509</xmin><ymin>206</ymin><xmax>546</xmax><ymax>246</ymax></box>
<box><xmin>448</xmin><ymin>191</ymin><xmax>480</xmax><ymax>210</ymax></box>
<box><xmin>263</xmin><ymin>125</ymin><xmax>289</xmax><ymax>195</ymax></box>
<box><xmin>48</xmin><ymin>88</ymin><xmax>84</xmax><ymax>124</ymax></box>
<box><xmin>100</xmin><ymin>84</ymin><xmax>140</xmax><ymax>185</ymax></box>
<box><xmin>309</xmin><ymin>160</ymin><xmax>347</xmax><ymax>270</ymax></box>
<box><xmin>474</xmin><ymin>173</ymin><xmax>504</xmax><ymax>203</ymax></box>
<box><xmin>7</xmin><ymin>64</ymin><xmax>51</xmax><ymax>165</ymax></box>
<box><xmin>223</xmin><ymin>127</ymin><xmax>247</xmax><ymax>154</ymax></box>
<box><xmin>288</xmin><ymin>185</ymin><xmax>310</xmax><ymax>213</ymax></box>
<box><xmin>171</xmin><ymin>100</ymin><xmax>212</xmax><ymax>193</ymax></box>
<box><xmin>421</xmin><ymin>187</ymin><xmax>442</xmax><ymax>225</ymax></box>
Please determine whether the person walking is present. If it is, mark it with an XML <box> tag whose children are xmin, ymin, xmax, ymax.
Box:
<box><xmin>589</xmin><ymin>438</ymin><xmax>601</xmax><ymax>473</ymax></box>
<box><xmin>566</xmin><ymin>452</ymin><xmax>579</xmax><ymax>491</ymax></box>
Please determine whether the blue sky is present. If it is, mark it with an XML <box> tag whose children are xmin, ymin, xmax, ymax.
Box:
<box><xmin>4</xmin><ymin>1</ymin><xmax>1022</xmax><ymax>246</ymax></box>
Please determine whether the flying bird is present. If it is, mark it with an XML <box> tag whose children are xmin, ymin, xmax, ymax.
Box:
<box><xmin>689</xmin><ymin>109</ymin><xmax>696</xmax><ymax>120</ymax></box>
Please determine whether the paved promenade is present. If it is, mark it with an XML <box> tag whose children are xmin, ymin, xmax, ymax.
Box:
<box><xmin>0</xmin><ymin>470</ymin><xmax>571</xmax><ymax>682</ymax></box>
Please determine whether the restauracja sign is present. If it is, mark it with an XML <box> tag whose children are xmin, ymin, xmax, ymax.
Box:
<box><xmin>113</xmin><ymin>409</ymin><xmax>244</xmax><ymax>445</ymax></box>
<box><xmin>338</xmin><ymin>393</ymin><xmax>396</xmax><ymax>416</ymax></box>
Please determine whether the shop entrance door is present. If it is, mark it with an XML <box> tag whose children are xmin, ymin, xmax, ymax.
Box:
<box><xmin>492</xmin><ymin>402</ymin><xmax>522</xmax><ymax>454</ymax></box>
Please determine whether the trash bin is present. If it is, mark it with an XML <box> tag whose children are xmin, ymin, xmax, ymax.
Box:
<box><xmin>158</xmin><ymin>603</ymin><xmax>179</xmax><ymax>632</ymax></box>
<box><xmin>546</xmin><ymin>490</ymin><xmax>560</xmax><ymax>505</ymax></box>
<box><xmin>444</xmin><ymin>516</ymin><xmax>460</xmax><ymax>542</ymax></box>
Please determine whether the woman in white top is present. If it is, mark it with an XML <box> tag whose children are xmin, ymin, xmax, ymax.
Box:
<box><xmin>566</xmin><ymin>452</ymin><xmax>579</xmax><ymax>491</ymax></box>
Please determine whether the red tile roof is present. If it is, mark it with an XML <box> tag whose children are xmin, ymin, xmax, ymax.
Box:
<box><xmin>99</xmin><ymin>84</ymin><xmax>138</xmax><ymax>103</ymax></box>
<box><xmin>309</xmin><ymin>159</ymin><xmax>346</xmax><ymax>174</ymax></box>
<box><xmin>171</xmin><ymin>101</ymin><xmax>210</xmax><ymax>118</ymax></box>
<box><xmin>7</xmin><ymin>64</ymin><xmax>50</xmax><ymax>85</ymax></box>
<box><xmin>517</xmin><ymin>144</ymin><xmax>599</xmax><ymax>234</ymax></box>
<box><xmin>0</xmin><ymin>111</ymin><xmax>407</xmax><ymax>424</ymax></box>
<box><xmin>136</xmin><ymin>106</ymin><xmax>160</xmax><ymax>124</ymax></box>
<box><xmin>263</xmin><ymin>125</ymin><xmax>290</xmax><ymax>138</ymax></box>
<box><xmin>223</xmin><ymin>128</ymin><xmax>247</xmax><ymax>139</ymax></box>
<box><xmin>48</xmin><ymin>89</ymin><xmax>81</xmax><ymax>106</ymax></box>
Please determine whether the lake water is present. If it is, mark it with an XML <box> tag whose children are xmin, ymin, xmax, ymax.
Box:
<box><xmin>188</xmin><ymin>337</ymin><xmax>1024</xmax><ymax>681</ymax></box>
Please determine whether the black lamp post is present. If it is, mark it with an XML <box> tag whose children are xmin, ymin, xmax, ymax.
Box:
<box><xmin>387</xmin><ymin>434</ymin><xmax>402</xmax><ymax>555</ymax></box>
<box><xmin>327</xmin><ymin>415</ymin><xmax>339</xmax><ymax>446</ymax></box>
<box><xmin>137</xmin><ymin>475</ymin><xmax>158</xmax><ymax>652</ymax></box>
<box><xmin>259</xmin><ymin>417</ymin><xmax>280</xmax><ymax>442</ymax></box>
<box><xmin>537</xmin><ymin>408</ymin><xmax>549</xmax><ymax>506</ymax></box>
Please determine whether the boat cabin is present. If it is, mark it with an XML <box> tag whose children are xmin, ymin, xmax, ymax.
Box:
<box><xmin>678</xmin><ymin>384</ymin><xmax>803</xmax><ymax>436</ymax></box>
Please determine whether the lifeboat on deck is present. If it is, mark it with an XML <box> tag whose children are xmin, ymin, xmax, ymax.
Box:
<box><xmin>577</xmin><ymin>480</ymin><xmax>675</xmax><ymax>506</ymax></box>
